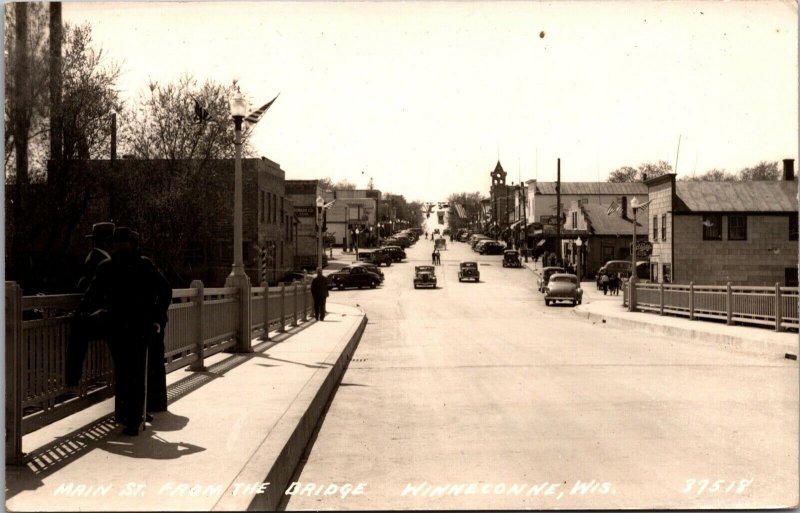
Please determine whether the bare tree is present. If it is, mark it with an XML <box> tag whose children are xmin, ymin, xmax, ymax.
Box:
<box><xmin>681</xmin><ymin>168</ymin><xmax>736</xmax><ymax>181</ymax></box>
<box><xmin>608</xmin><ymin>161</ymin><xmax>672</xmax><ymax>182</ymax></box>
<box><xmin>737</xmin><ymin>161</ymin><xmax>780</xmax><ymax>181</ymax></box>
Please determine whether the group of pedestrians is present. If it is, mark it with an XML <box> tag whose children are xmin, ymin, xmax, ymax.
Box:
<box><xmin>69</xmin><ymin>222</ymin><xmax>172</xmax><ymax>436</ymax></box>
<box><xmin>599</xmin><ymin>272</ymin><xmax>621</xmax><ymax>295</ymax></box>
<box><xmin>430</xmin><ymin>248</ymin><xmax>441</xmax><ymax>265</ymax></box>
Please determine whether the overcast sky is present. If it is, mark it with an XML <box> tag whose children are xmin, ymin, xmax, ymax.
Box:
<box><xmin>63</xmin><ymin>1</ymin><xmax>798</xmax><ymax>203</ymax></box>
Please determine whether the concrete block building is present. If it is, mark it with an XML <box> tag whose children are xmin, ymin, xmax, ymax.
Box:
<box><xmin>646</xmin><ymin>163</ymin><xmax>798</xmax><ymax>286</ymax></box>
<box><xmin>323</xmin><ymin>189</ymin><xmax>381</xmax><ymax>248</ymax></box>
<box><xmin>286</xmin><ymin>180</ymin><xmax>325</xmax><ymax>270</ymax></box>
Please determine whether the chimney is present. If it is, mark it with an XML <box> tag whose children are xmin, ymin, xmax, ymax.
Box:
<box><xmin>621</xmin><ymin>196</ymin><xmax>628</xmax><ymax>219</ymax></box>
<box><xmin>783</xmin><ymin>159</ymin><xmax>795</xmax><ymax>181</ymax></box>
<box><xmin>641</xmin><ymin>173</ymin><xmax>647</xmax><ymax>182</ymax></box>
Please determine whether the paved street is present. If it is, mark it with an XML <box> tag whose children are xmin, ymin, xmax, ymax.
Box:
<box><xmin>286</xmin><ymin>237</ymin><xmax>798</xmax><ymax>510</ymax></box>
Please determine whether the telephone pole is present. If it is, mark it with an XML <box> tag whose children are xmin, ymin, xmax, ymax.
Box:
<box><xmin>556</xmin><ymin>158</ymin><xmax>562</xmax><ymax>263</ymax></box>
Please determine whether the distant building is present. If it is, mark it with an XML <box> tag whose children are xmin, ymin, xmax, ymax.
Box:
<box><xmin>646</xmin><ymin>162</ymin><xmax>798</xmax><ymax>285</ymax></box>
<box><xmin>324</xmin><ymin>189</ymin><xmax>381</xmax><ymax>248</ymax></box>
<box><xmin>286</xmin><ymin>180</ymin><xmax>325</xmax><ymax>270</ymax></box>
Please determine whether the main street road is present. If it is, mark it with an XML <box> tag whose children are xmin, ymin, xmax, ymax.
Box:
<box><xmin>284</xmin><ymin>238</ymin><xmax>798</xmax><ymax>510</ymax></box>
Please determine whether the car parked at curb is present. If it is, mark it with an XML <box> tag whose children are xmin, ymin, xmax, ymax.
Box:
<box><xmin>538</xmin><ymin>266</ymin><xmax>565</xmax><ymax>292</ymax></box>
<box><xmin>351</xmin><ymin>262</ymin><xmax>385</xmax><ymax>282</ymax></box>
<box><xmin>543</xmin><ymin>273</ymin><xmax>583</xmax><ymax>306</ymax></box>
<box><xmin>327</xmin><ymin>266</ymin><xmax>382</xmax><ymax>290</ymax></box>
<box><xmin>357</xmin><ymin>249</ymin><xmax>392</xmax><ymax>267</ymax></box>
<box><xmin>502</xmin><ymin>249</ymin><xmax>522</xmax><ymax>268</ymax></box>
<box><xmin>413</xmin><ymin>265</ymin><xmax>437</xmax><ymax>289</ymax></box>
<box><xmin>381</xmin><ymin>245</ymin><xmax>406</xmax><ymax>262</ymax></box>
<box><xmin>457</xmin><ymin>261</ymin><xmax>480</xmax><ymax>282</ymax></box>
<box><xmin>479</xmin><ymin>241</ymin><xmax>505</xmax><ymax>255</ymax></box>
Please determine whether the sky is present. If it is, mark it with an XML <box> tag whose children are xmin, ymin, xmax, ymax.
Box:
<box><xmin>62</xmin><ymin>1</ymin><xmax>798</xmax><ymax>203</ymax></box>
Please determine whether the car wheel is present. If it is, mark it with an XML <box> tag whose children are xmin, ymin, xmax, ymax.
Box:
<box><xmin>545</xmin><ymin>299</ymin><xmax>550</xmax><ymax>306</ymax></box>
<box><xmin>414</xmin><ymin>284</ymin><xmax>418</xmax><ymax>289</ymax></box>
<box><xmin>337</xmin><ymin>283</ymin><xmax>345</xmax><ymax>290</ymax></box>
<box><xmin>370</xmin><ymin>281</ymin><xmax>377</xmax><ymax>288</ymax></box>
<box><xmin>572</xmin><ymin>300</ymin><xmax>577</xmax><ymax>306</ymax></box>
<box><xmin>578</xmin><ymin>299</ymin><xmax>582</xmax><ymax>305</ymax></box>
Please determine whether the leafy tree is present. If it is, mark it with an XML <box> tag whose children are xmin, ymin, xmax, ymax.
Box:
<box><xmin>608</xmin><ymin>161</ymin><xmax>672</xmax><ymax>182</ymax></box>
<box><xmin>122</xmin><ymin>75</ymin><xmax>253</xmax><ymax>160</ymax></box>
<box><xmin>382</xmin><ymin>192</ymin><xmax>422</xmax><ymax>228</ymax></box>
<box><xmin>737</xmin><ymin>161</ymin><xmax>780</xmax><ymax>181</ymax></box>
<box><xmin>446</xmin><ymin>191</ymin><xmax>483</xmax><ymax>232</ymax></box>
<box><xmin>680</xmin><ymin>168</ymin><xmax>736</xmax><ymax>181</ymax></box>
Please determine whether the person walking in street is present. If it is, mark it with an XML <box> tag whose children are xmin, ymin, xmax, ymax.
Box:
<box><xmin>610</xmin><ymin>273</ymin><xmax>620</xmax><ymax>295</ymax></box>
<box><xmin>76</xmin><ymin>227</ymin><xmax>172</xmax><ymax>436</ymax></box>
<box><xmin>431</xmin><ymin>249</ymin><xmax>437</xmax><ymax>265</ymax></box>
<box><xmin>311</xmin><ymin>268</ymin><xmax>329</xmax><ymax>321</ymax></box>
<box><xmin>67</xmin><ymin>222</ymin><xmax>116</xmax><ymax>389</ymax></box>
<box><xmin>600</xmin><ymin>272</ymin><xmax>610</xmax><ymax>295</ymax></box>
<box><xmin>435</xmin><ymin>249</ymin><xmax>441</xmax><ymax>265</ymax></box>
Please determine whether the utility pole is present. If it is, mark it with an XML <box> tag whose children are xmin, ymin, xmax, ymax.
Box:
<box><xmin>521</xmin><ymin>183</ymin><xmax>528</xmax><ymax>262</ymax></box>
<box><xmin>556</xmin><ymin>158</ymin><xmax>562</xmax><ymax>263</ymax></box>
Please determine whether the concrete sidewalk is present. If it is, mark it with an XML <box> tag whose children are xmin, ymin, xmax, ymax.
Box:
<box><xmin>523</xmin><ymin>260</ymin><xmax>798</xmax><ymax>358</ymax></box>
<box><xmin>5</xmin><ymin>303</ymin><xmax>367</xmax><ymax>512</ymax></box>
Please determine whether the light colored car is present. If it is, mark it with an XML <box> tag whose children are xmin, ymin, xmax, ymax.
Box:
<box><xmin>544</xmin><ymin>273</ymin><xmax>583</xmax><ymax>306</ymax></box>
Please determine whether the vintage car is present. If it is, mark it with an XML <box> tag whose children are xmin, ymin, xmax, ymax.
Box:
<box><xmin>413</xmin><ymin>265</ymin><xmax>437</xmax><ymax>289</ymax></box>
<box><xmin>351</xmin><ymin>262</ymin><xmax>385</xmax><ymax>282</ymax></box>
<box><xmin>479</xmin><ymin>241</ymin><xmax>505</xmax><ymax>255</ymax></box>
<box><xmin>434</xmin><ymin>238</ymin><xmax>447</xmax><ymax>250</ymax></box>
<box><xmin>538</xmin><ymin>266</ymin><xmax>565</xmax><ymax>292</ymax></box>
<box><xmin>357</xmin><ymin>249</ymin><xmax>392</xmax><ymax>267</ymax></box>
<box><xmin>543</xmin><ymin>273</ymin><xmax>583</xmax><ymax>306</ymax></box>
<box><xmin>384</xmin><ymin>236</ymin><xmax>412</xmax><ymax>248</ymax></box>
<box><xmin>327</xmin><ymin>266</ymin><xmax>382</xmax><ymax>290</ymax></box>
<box><xmin>381</xmin><ymin>245</ymin><xmax>406</xmax><ymax>262</ymax></box>
<box><xmin>457</xmin><ymin>261</ymin><xmax>480</xmax><ymax>282</ymax></box>
<box><xmin>502</xmin><ymin>249</ymin><xmax>522</xmax><ymax>268</ymax></box>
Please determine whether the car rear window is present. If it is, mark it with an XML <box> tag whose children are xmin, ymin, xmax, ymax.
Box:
<box><xmin>550</xmin><ymin>276</ymin><xmax>576</xmax><ymax>284</ymax></box>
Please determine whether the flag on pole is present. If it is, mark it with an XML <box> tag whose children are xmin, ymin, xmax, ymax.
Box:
<box><xmin>454</xmin><ymin>203</ymin><xmax>467</xmax><ymax>219</ymax></box>
<box><xmin>244</xmin><ymin>94</ymin><xmax>279</xmax><ymax>125</ymax></box>
<box><xmin>635</xmin><ymin>200</ymin><xmax>651</xmax><ymax>213</ymax></box>
<box><xmin>606</xmin><ymin>200</ymin><xmax>620</xmax><ymax>216</ymax></box>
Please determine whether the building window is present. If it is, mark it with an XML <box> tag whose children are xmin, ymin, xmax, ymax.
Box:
<box><xmin>786</xmin><ymin>268</ymin><xmax>799</xmax><ymax>287</ymax></box>
<box><xmin>661</xmin><ymin>214</ymin><xmax>666</xmax><ymax>240</ymax></box>
<box><xmin>259</xmin><ymin>191</ymin><xmax>264</xmax><ymax>222</ymax></box>
<box><xmin>662</xmin><ymin>264</ymin><xmax>671</xmax><ymax>284</ymax></box>
<box><xmin>571</xmin><ymin>212</ymin><xmax>577</xmax><ymax>229</ymax></box>
<box><xmin>702</xmin><ymin>214</ymin><xmax>722</xmax><ymax>240</ymax></box>
<box><xmin>652</xmin><ymin>216</ymin><xmax>658</xmax><ymax>241</ymax></box>
<box><xmin>728</xmin><ymin>215</ymin><xmax>747</xmax><ymax>241</ymax></box>
<box><xmin>790</xmin><ymin>215</ymin><xmax>798</xmax><ymax>241</ymax></box>
<box><xmin>266</xmin><ymin>194</ymin><xmax>271</xmax><ymax>223</ymax></box>
<box><xmin>280</xmin><ymin>197</ymin><xmax>285</xmax><ymax>220</ymax></box>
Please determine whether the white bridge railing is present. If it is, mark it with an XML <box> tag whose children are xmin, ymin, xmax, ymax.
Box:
<box><xmin>623</xmin><ymin>281</ymin><xmax>798</xmax><ymax>332</ymax></box>
<box><xmin>5</xmin><ymin>279</ymin><xmax>314</xmax><ymax>464</ymax></box>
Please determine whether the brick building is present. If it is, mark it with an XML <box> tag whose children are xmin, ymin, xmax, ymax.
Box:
<box><xmin>646</xmin><ymin>164</ymin><xmax>798</xmax><ymax>286</ymax></box>
<box><xmin>285</xmin><ymin>180</ymin><xmax>325</xmax><ymax>270</ymax></box>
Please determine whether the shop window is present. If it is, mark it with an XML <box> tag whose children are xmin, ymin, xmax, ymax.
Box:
<box><xmin>702</xmin><ymin>214</ymin><xmax>722</xmax><ymax>240</ymax></box>
<box><xmin>728</xmin><ymin>215</ymin><xmax>747</xmax><ymax>241</ymax></box>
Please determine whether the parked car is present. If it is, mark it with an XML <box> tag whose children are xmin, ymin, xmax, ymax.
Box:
<box><xmin>538</xmin><ymin>266</ymin><xmax>565</xmax><ymax>292</ymax></box>
<box><xmin>413</xmin><ymin>265</ymin><xmax>437</xmax><ymax>289</ymax></box>
<box><xmin>502</xmin><ymin>249</ymin><xmax>522</xmax><ymax>268</ymax></box>
<box><xmin>543</xmin><ymin>273</ymin><xmax>583</xmax><ymax>306</ymax></box>
<box><xmin>381</xmin><ymin>245</ymin><xmax>406</xmax><ymax>262</ymax></box>
<box><xmin>279</xmin><ymin>271</ymin><xmax>309</xmax><ymax>284</ymax></box>
<box><xmin>457</xmin><ymin>261</ymin><xmax>480</xmax><ymax>282</ymax></box>
<box><xmin>385</xmin><ymin>236</ymin><xmax>412</xmax><ymax>248</ymax></box>
<box><xmin>327</xmin><ymin>266</ymin><xmax>382</xmax><ymax>290</ymax></box>
<box><xmin>351</xmin><ymin>262</ymin><xmax>385</xmax><ymax>282</ymax></box>
<box><xmin>357</xmin><ymin>249</ymin><xmax>392</xmax><ymax>267</ymax></box>
<box><xmin>480</xmin><ymin>241</ymin><xmax>505</xmax><ymax>255</ymax></box>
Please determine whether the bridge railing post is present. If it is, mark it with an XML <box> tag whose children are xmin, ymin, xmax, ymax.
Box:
<box><xmin>726</xmin><ymin>282</ymin><xmax>733</xmax><ymax>326</ymax></box>
<box><xmin>689</xmin><ymin>282</ymin><xmax>695</xmax><ymax>321</ymax></box>
<box><xmin>189</xmin><ymin>280</ymin><xmax>206</xmax><ymax>371</ymax></box>
<box><xmin>260</xmin><ymin>282</ymin><xmax>270</xmax><ymax>341</ymax></box>
<box><xmin>292</xmin><ymin>283</ymin><xmax>299</xmax><ymax>327</ymax></box>
<box><xmin>5</xmin><ymin>282</ymin><xmax>24</xmax><ymax>464</ymax></box>
<box><xmin>279</xmin><ymin>283</ymin><xmax>286</xmax><ymax>333</ymax></box>
<box><xmin>775</xmin><ymin>282</ymin><xmax>783</xmax><ymax>332</ymax></box>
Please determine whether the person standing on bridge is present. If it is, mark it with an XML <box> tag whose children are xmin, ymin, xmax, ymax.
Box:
<box><xmin>66</xmin><ymin>222</ymin><xmax>116</xmax><ymax>389</ymax></box>
<box><xmin>311</xmin><ymin>268</ymin><xmax>329</xmax><ymax>321</ymax></box>
<box><xmin>77</xmin><ymin>227</ymin><xmax>172</xmax><ymax>436</ymax></box>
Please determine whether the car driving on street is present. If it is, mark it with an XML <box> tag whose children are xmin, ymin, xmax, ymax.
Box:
<box><xmin>538</xmin><ymin>266</ymin><xmax>565</xmax><ymax>292</ymax></box>
<box><xmin>327</xmin><ymin>266</ymin><xmax>382</xmax><ymax>290</ymax></box>
<box><xmin>457</xmin><ymin>261</ymin><xmax>480</xmax><ymax>282</ymax></box>
<box><xmin>413</xmin><ymin>265</ymin><xmax>437</xmax><ymax>289</ymax></box>
<box><xmin>543</xmin><ymin>273</ymin><xmax>583</xmax><ymax>306</ymax></box>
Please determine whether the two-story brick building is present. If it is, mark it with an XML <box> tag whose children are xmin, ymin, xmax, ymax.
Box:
<box><xmin>646</xmin><ymin>162</ymin><xmax>798</xmax><ymax>286</ymax></box>
<box><xmin>285</xmin><ymin>180</ymin><xmax>325</xmax><ymax>270</ymax></box>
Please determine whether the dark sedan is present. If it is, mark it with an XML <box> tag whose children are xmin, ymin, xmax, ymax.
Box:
<box><xmin>327</xmin><ymin>266</ymin><xmax>382</xmax><ymax>290</ymax></box>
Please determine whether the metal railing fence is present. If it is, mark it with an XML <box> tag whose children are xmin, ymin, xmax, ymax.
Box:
<box><xmin>5</xmin><ymin>279</ymin><xmax>314</xmax><ymax>464</ymax></box>
<box><xmin>623</xmin><ymin>281</ymin><xmax>798</xmax><ymax>331</ymax></box>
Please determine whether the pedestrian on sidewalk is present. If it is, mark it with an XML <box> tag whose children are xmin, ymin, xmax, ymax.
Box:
<box><xmin>76</xmin><ymin>227</ymin><xmax>172</xmax><ymax>436</ymax></box>
<box><xmin>131</xmin><ymin>230</ymin><xmax>172</xmax><ymax>417</ymax></box>
<box><xmin>600</xmin><ymin>273</ymin><xmax>610</xmax><ymax>295</ymax></box>
<box><xmin>67</xmin><ymin>222</ymin><xmax>116</xmax><ymax>390</ymax></box>
<box><xmin>311</xmin><ymin>267</ymin><xmax>329</xmax><ymax>321</ymax></box>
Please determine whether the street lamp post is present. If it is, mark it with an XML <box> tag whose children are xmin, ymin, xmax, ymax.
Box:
<box><xmin>316</xmin><ymin>196</ymin><xmax>324</xmax><ymax>269</ymax></box>
<box><xmin>225</xmin><ymin>88</ymin><xmax>252</xmax><ymax>353</ymax></box>
<box><xmin>575</xmin><ymin>236</ymin><xmax>583</xmax><ymax>281</ymax></box>
<box><xmin>629</xmin><ymin>198</ymin><xmax>639</xmax><ymax>312</ymax></box>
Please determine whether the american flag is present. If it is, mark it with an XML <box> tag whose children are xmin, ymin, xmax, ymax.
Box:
<box><xmin>454</xmin><ymin>203</ymin><xmax>467</xmax><ymax>219</ymax></box>
<box><xmin>245</xmin><ymin>94</ymin><xmax>280</xmax><ymax>125</ymax></box>
<box><xmin>606</xmin><ymin>200</ymin><xmax>620</xmax><ymax>216</ymax></box>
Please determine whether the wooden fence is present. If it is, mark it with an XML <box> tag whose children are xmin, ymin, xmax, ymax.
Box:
<box><xmin>5</xmin><ymin>279</ymin><xmax>314</xmax><ymax>464</ymax></box>
<box><xmin>623</xmin><ymin>281</ymin><xmax>798</xmax><ymax>332</ymax></box>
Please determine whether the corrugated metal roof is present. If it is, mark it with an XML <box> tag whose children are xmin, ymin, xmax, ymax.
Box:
<box><xmin>675</xmin><ymin>181</ymin><xmax>798</xmax><ymax>212</ymax></box>
<box><xmin>535</xmin><ymin>182</ymin><xmax>648</xmax><ymax>195</ymax></box>
<box><xmin>582</xmin><ymin>203</ymin><xmax>643</xmax><ymax>235</ymax></box>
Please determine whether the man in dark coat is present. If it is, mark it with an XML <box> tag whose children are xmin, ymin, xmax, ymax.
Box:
<box><xmin>76</xmin><ymin>227</ymin><xmax>172</xmax><ymax>436</ymax></box>
<box><xmin>66</xmin><ymin>222</ymin><xmax>115</xmax><ymax>388</ymax></box>
<box><xmin>131</xmin><ymin>230</ymin><xmax>172</xmax><ymax>416</ymax></box>
<box><xmin>310</xmin><ymin>268</ymin><xmax>329</xmax><ymax>321</ymax></box>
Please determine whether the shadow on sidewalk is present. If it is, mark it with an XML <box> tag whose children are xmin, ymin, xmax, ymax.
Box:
<box><xmin>250</xmin><ymin>352</ymin><xmax>332</xmax><ymax>369</ymax></box>
<box><xmin>100</xmin><ymin>427</ymin><xmax>204</xmax><ymax>460</ymax></box>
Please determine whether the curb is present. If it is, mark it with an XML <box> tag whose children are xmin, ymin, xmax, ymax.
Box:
<box><xmin>573</xmin><ymin>304</ymin><xmax>797</xmax><ymax>358</ymax></box>
<box><xmin>212</xmin><ymin>307</ymin><xmax>368</xmax><ymax>512</ymax></box>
